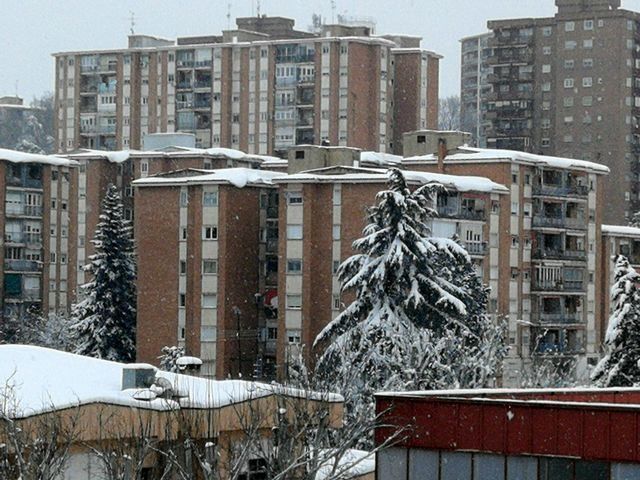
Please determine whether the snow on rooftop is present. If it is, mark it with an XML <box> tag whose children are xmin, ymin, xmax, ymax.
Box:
<box><xmin>67</xmin><ymin>149</ymin><xmax>132</xmax><ymax>163</ymax></box>
<box><xmin>405</xmin><ymin>146</ymin><xmax>610</xmax><ymax>174</ymax></box>
<box><xmin>133</xmin><ymin>167</ymin><xmax>287</xmax><ymax>188</ymax></box>
<box><xmin>277</xmin><ymin>167</ymin><xmax>508</xmax><ymax>194</ymax></box>
<box><xmin>602</xmin><ymin>224</ymin><xmax>640</xmax><ymax>237</ymax></box>
<box><xmin>315</xmin><ymin>449</ymin><xmax>376</xmax><ymax>480</ymax></box>
<box><xmin>0</xmin><ymin>148</ymin><xmax>78</xmax><ymax>167</ymax></box>
<box><xmin>0</xmin><ymin>345</ymin><xmax>341</xmax><ymax>419</ymax></box>
<box><xmin>360</xmin><ymin>151</ymin><xmax>403</xmax><ymax>166</ymax></box>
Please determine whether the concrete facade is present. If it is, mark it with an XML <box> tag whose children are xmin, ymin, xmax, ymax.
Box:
<box><xmin>53</xmin><ymin>16</ymin><xmax>441</xmax><ymax>157</ymax></box>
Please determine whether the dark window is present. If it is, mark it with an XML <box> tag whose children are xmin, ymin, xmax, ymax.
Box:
<box><xmin>295</xmin><ymin>150</ymin><xmax>305</xmax><ymax>159</ymax></box>
<box><xmin>575</xmin><ymin>461</ymin><xmax>609</xmax><ymax>480</ymax></box>
<box><xmin>417</xmin><ymin>135</ymin><xmax>426</xmax><ymax>144</ymax></box>
<box><xmin>539</xmin><ymin>458</ymin><xmax>573</xmax><ymax>480</ymax></box>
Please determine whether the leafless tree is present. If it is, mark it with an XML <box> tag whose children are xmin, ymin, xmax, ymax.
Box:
<box><xmin>438</xmin><ymin>95</ymin><xmax>461</xmax><ymax>131</ymax></box>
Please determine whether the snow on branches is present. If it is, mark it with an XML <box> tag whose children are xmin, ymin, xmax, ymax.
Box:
<box><xmin>314</xmin><ymin>169</ymin><xmax>506</xmax><ymax>434</ymax></box>
<box><xmin>71</xmin><ymin>185</ymin><xmax>137</xmax><ymax>362</ymax></box>
<box><xmin>592</xmin><ymin>255</ymin><xmax>640</xmax><ymax>387</ymax></box>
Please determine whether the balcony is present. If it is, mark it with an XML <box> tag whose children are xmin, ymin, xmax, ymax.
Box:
<box><xmin>4</xmin><ymin>232</ymin><xmax>42</xmax><ymax>245</ymax></box>
<box><xmin>276</xmin><ymin>53</ymin><xmax>315</xmax><ymax>64</ymax></box>
<box><xmin>194</xmin><ymin>60</ymin><xmax>212</xmax><ymax>69</ymax></box>
<box><xmin>532</xmin><ymin>249</ymin><xmax>587</xmax><ymax>261</ymax></box>
<box><xmin>194</xmin><ymin>80</ymin><xmax>212</xmax><ymax>89</ymax></box>
<box><xmin>97</xmin><ymin>125</ymin><xmax>116</xmax><ymax>135</ymax></box>
<box><xmin>465</xmin><ymin>242</ymin><xmax>488</xmax><ymax>256</ymax></box>
<box><xmin>177</xmin><ymin>81</ymin><xmax>193</xmax><ymax>90</ymax></box>
<box><xmin>488</xmin><ymin>34</ymin><xmax>534</xmax><ymax>48</ymax></box>
<box><xmin>276</xmin><ymin>77</ymin><xmax>297</xmax><ymax>87</ymax></box>
<box><xmin>437</xmin><ymin>206</ymin><xmax>486</xmax><ymax>221</ymax></box>
<box><xmin>5</xmin><ymin>205</ymin><xmax>43</xmax><ymax>217</ymax></box>
<box><xmin>177</xmin><ymin>101</ymin><xmax>194</xmax><ymax>110</ymax></box>
<box><xmin>535</xmin><ymin>313</ymin><xmax>583</xmax><ymax>325</ymax></box>
<box><xmin>80</xmin><ymin>124</ymin><xmax>97</xmax><ymax>134</ymax></box>
<box><xmin>4</xmin><ymin>260</ymin><xmax>41</xmax><ymax>272</ymax></box>
<box><xmin>486</xmin><ymin>50</ymin><xmax>533</xmax><ymax>66</ymax></box>
<box><xmin>533</xmin><ymin>184</ymin><xmax>589</xmax><ymax>197</ymax></box>
<box><xmin>177</xmin><ymin>60</ymin><xmax>195</xmax><ymax>69</ymax></box>
<box><xmin>532</xmin><ymin>279</ymin><xmax>584</xmax><ymax>292</ymax></box>
<box><xmin>532</xmin><ymin>216</ymin><xmax>586</xmax><ymax>230</ymax></box>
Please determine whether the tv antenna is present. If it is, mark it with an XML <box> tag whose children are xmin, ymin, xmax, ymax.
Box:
<box><xmin>227</xmin><ymin>2</ymin><xmax>232</xmax><ymax>29</ymax></box>
<box><xmin>129</xmin><ymin>11</ymin><xmax>136</xmax><ymax>35</ymax></box>
<box><xmin>330</xmin><ymin>0</ymin><xmax>336</xmax><ymax>23</ymax></box>
<box><xmin>257</xmin><ymin>0</ymin><xmax>262</xmax><ymax>16</ymax></box>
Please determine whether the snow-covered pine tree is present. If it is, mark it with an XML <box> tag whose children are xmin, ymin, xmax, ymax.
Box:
<box><xmin>158</xmin><ymin>346</ymin><xmax>185</xmax><ymax>372</ymax></box>
<box><xmin>630</xmin><ymin>211</ymin><xmax>640</xmax><ymax>228</ymax></box>
<box><xmin>592</xmin><ymin>255</ymin><xmax>640</xmax><ymax>387</ymax></box>
<box><xmin>314</xmin><ymin>169</ymin><xmax>505</xmax><ymax>431</ymax></box>
<box><xmin>72</xmin><ymin>185</ymin><xmax>137</xmax><ymax>362</ymax></box>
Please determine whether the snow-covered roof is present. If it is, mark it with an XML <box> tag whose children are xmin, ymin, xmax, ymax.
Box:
<box><xmin>602</xmin><ymin>224</ymin><xmax>640</xmax><ymax>238</ymax></box>
<box><xmin>133</xmin><ymin>167</ymin><xmax>287</xmax><ymax>188</ymax></box>
<box><xmin>315</xmin><ymin>449</ymin><xmax>376</xmax><ymax>480</ymax></box>
<box><xmin>274</xmin><ymin>166</ymin><xmax>509</xmax><ymax>194</ymax></box>
<box><xmin>404</xmin><ymin>146</ymin><xmax>610</xmax><ymax>175</ymax></box>
<box><xmin>0</xmin><ymin>345</ymin><xmax>341</xmax><ymax>419</ymax></box>
<box><xmin>0</xmin><ymin>148</ymin><xmax>78</xmax><ymax>167</ymax></box>
<box><xmin>360</xmin><ymin>151</ymin><xmax>403</xmax><ymax>166</ymax></box>
<box><xmin>65</xmin><ymin>147</ymin><xmax>279</xmax><ymax>164</ymax></box>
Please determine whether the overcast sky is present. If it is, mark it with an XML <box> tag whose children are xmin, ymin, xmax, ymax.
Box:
<box><xmin>2</xmin><ymin>0</ymin><xmax>640</xmax><ymax>101</ymax></box>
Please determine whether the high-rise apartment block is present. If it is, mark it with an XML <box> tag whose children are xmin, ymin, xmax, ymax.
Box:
<box><xmin>403</xmin><ymin>131</ymin><xmax>609</xmax><ymax>383</ymax></box>
<box><xmin>53</xmin><ymin>16</ymin><xmax>440</xmax><ymax>157</ymax></box>
<box><xmin>460</xmin><ymin>33</ymin><xmax>492</xmax><ymax>148</ymax></box>
<box><xmin>462</xmin><ymin>0</ymin><xmax>640</xmax><ymax>224</ymax></box>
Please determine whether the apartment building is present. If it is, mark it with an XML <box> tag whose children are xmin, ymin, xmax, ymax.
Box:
<box><xmin>469</xmin><ymin>0</ymin><xmax>640</xmax><ymax>224</ymax></box>
<box><xmin>133</xmin><ymin>168</ymin><xmax>285</xmax><ymax>378</ymax></box>
<box><xmin>53</xmin><ymin>15</ymin><xmax>440</xmax><ymax>157</ymax></box>
<box><xmin>404</xmin><ymin>130</ymin><xmax>609</xmax><ymax>384</ymax></box>
<box><xmin>273</xmin><ymin>144</ymin><xmax>508</xmax><ymax>377</ymax></box>
<box><xmin>459</xmin><ymin>33</ymin><xmax>493</xmax><ymax>148</ymax></box>
<box><xmin>0</xmin><ymin>149</ymin><xmax>78</xmax><ymax>320</ymax></box>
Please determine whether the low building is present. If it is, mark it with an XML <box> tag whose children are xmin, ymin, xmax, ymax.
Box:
<box><xmin>0</xmin><ymin>345</ymin><xmax>343</xmax><ymax>480</ymax></box>
<box><xmin>133</xmin><ymin>168</ymin><xmax>286</xmax><ymax>379</ymax></box>
<box><xmin>376</xmin><ymin>387</ymin><xmax>640</xmax><ymax>480</ymax></box>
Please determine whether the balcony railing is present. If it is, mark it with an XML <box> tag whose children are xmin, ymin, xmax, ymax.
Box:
<box><xmin>532</xmin><ymin>249</ymin><xmax>587</xmax><ymax>261</ymax></box>
<box><xmin>177</xmin><ymin>82</ymin><xmax>193</xmax><ymax>90</ymax></box>
<box><xmin>535</xmin><ymin>313</ymin><xmax>583</xmax><ymax>324</ymax></box>
<box><xmin>437</xmin><ymin>206</ymin><xmax>486</xmax><ymax>221</ymax></box>
<box><xmin>532</xmin><ymin>216</ymin><xmax>586</xmax><ymax>229</ymax></box>
<box><xmin>177</xmin><ymin>101</ymin><xmax>194</xmax><ymax>110</ymax></box>
<box><xmin>97</xmin><ymin>125</ymin><xmax>116</xmax><ymax>135</ymax></box>
<box><xmin>194</xmin><ymin>81</ymin><xmax>212</xmax><ymax>89</ymax></box>
<box><xmin>4</xmin><ymin>260</ymin><xmax>41</xmax><ymax>272</ymax></box>
<box><xmin>5</xmin><ymin>205</ymin><xmax>43</xmax><ymax>217</ymax></box>
<box><xmin>276</xmin><ymin>77</ymin><xmax>297</xmax><ymax>87</ymax></box>
<box><xmin>532</xmin><ymin>280</ymin><xmax>584</xmax><ymax>292</ymax></box>
<box><xmin>276</xmin><ymin>53</ymin><xmax>315</xmax><ymax>64</ymax></box>
<box><xmin>464</xmin><ymin>242</ymin><xmax>488</xmax><ymax>256</ymax></box>
<box><xmin>533</xmin><ymin>184</ymin><xmax>589</xmax><ymax>197</ymax></box>
<box><xmin>5</xmin><ymin>233</ymin><xmax>43</xmax><ymax>245</ymax></box>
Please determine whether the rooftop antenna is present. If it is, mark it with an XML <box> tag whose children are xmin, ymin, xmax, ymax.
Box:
<box><xmin>331</xmin><ymin>0</ymin><xmax>336</xmax><ymax>23</ymax></box>
<box><xmin>14</xmin><ymin>81</ymin><xmax>18</xmax><ymax>97</ymax></box>
<box><xmin>257</xmin><ymin>0</ymin><xmax>262</xmax><ymax>17</ymax></box>
<box><xmin>226</xmin><ymin>2</ymin><xmax>231</xmax><ymax>29</ymax></box>
<box><xmin>129</xmin><ymin>11</ymin><xmax>136</xmax><ymax>35</ymax></box>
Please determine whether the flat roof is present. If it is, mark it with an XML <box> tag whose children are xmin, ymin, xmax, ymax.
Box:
<box><xmin>602</xmin><ymin>224</ymin><xmax>640</xmax><ymax>238</ymax></box>
<box><xmin>133</xmin><ymin>167</ymin><xmax>286</xmax><ymax>188</ymax></box>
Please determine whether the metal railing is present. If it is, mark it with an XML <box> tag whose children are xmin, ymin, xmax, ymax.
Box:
<box><xmin>464</xmin><ymin>242</ymin><xmax>488</xmax><ymax>256</ymax></box>
<box><xmin>535</xmin><ymin>313</ymin><xmax>583</xmax><ymax>324</ymax></box>
<box><xmin>5</xmin><ymin>205</ymin><xmax>43</xmax><ymax>217</ymax></box>
<box><xmin>4</xmin><ymin>259</ymin><xmax>41</xmax><ymax>272</ymax></box>
<box><xmin>533</xmin><ymin>184</ymin><xmax>589</xmax><ymax>197</ymax></box>
<box><xmin>532</xmin><ymin>280</ymin><xmax>584</xmax><ymax>292</ymax></box>
<box><xmin>533</xmin><ymin>249</ymin><xmax>587</xmax><ymax>261</ymax></box>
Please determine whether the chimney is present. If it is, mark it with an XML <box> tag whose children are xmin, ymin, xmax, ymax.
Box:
<box><xmin>437</xmin><ymin>138</ymin><xmax>447</xmax><ymax>173</ymax></box>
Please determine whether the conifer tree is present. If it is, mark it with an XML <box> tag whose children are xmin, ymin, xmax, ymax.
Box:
<box><xmin>72</xmin><ymin>185</ymin><xmax>136</xmax><ymax>362</ymax></box>
<box><xmin>314</xmin><ymin>169</ymin><xmax>505</xmax><ymax>431</ymax></box>
<box><xmin>592</xmin><ymin>255</ymin><xmax>640</xmax><ymax>387</ymax></box>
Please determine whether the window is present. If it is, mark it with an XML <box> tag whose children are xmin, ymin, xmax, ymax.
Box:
<box><xmin>60</xmin><ymin>254</ymin><xmax>67</xmax><ymax>264</ymax></box>
<box><xmin>287</xmin><ymin>192</ymin><xmax>303</xmax><ymax>205</ymax></box>
<box><xmin>511</xmin><ymin>202</ymin><xmax>519</xmax><ymax>215</ymax></box>
<box><xmin>583</xmin><ymin>39</ymin><xmax>593</xmax><ymax>49</ymax></box>
<box><xmin>203</xmin><ymin>259</ymin><xmax>218</xmax><ymax>274</ymax></box>
<box><xmin>582</xmin><ymin>96</ymin><xmax>593</xmax><ymax>106</ymax></box>
<box><xmin>201</xmin><ymin>326</ymin><xmax>216</xmax><ymax>342</ymax></box>
<box><xmin>203</xmin><ymin>226</ymin><xmax>218</xmax><ymax>240</ymax></box>
<box><xmin>542</xmin><ymin>118</ymin><xmax>551</xmax><ymax>129</ymax></box>
<box><xmin>565</xmin><ymin>21</ymin><xmax>575</xmax><ymax>32</ymax></box>
<box><xmin>287</xmin><ymin>259</ymin><xmax>302</xmax><ymax>274</ymax></box>
<box><xmin>287</xmin><ymin>225</ymin><xmax>303</xmax><ymax>240</ymax></box>
<box><xmin>583</xmin><ymin>77</ymin><xmax>593</xmax><ymax>87</ymax></box>
<box><xmin>179</xmin><ymin>294</ymin><xmax>186</xmax><ymax>307</ymax></box>
<box><xmin>202</xmin><ymin>293</ymin><xmax>217</xmax><ymax>308</ymax></box>
<box><xmin>203</xmin><ymin>191</ymin><xmax>218</xmax><ymax>207</ymax></box>
<box><xmin>141</xmin><ymin>161</ymin><xmax>149</xmax><ymax>175</ymax></box>
<box><xmin>565</xmin><ymin>40</ymin><xmax>577</xmax><ymax>50</ymax></box>
<box><xmin>584</xmin><ymin>19</ymin><xmax>594</xmax><ymax>30</ymax></box>
<box><xmin>564</xmin><ymin>78</ymin><xmax>574</xmax><ymax>88</ymax></box>
<box><xmin>333</xmin><ymin>260</ymin><xmax>341</xmax><ymax>274</ymax></box>
<box><xmin>332</xmin><ymin>295</ymin><xmax>341</xmax><ymax>310</ymax></box>
<box><xmin>181</xmin><ymin>228</ymin><xmax>187</xmax><ymax>241</ymax></box>
<box><xmin>332</xmin><ymin>225</ymin><xmax>340</xmax><ymax>240</ymax></box>
<box><xmin>180</xmin><ymin>191</ymin><xmax>188</xmax><ymax>207</ymax></box>
<box><xmin>542</xmin><ymin>46</ymin><xmax>552</xmax><ymax>55</ymax></box>
<box><xmin>542</xmin><ymin>26</ymin><xmax>552</xmax><ymax>36</ymax></box>
<box><xmin>564</xmin><ymin>59</ymin><xmax>574</xmax><ymax>69</ymax></box>
<box><xmin>542</xmin><ymin>64</ymin><xmax>551</xmax><ymax>74</ymax></box>
<box><xmin>287</xmin><ymin>330</ymin><xmax>301</xmax><ymax>344</ymax></box>
<box><xmin>50</xmin><ymin>252</ymin><xmax>56</xmax><ymax>263</ymax></box>
<box><xmin>563</xmin><ymin>97</ymin><xmax>574</xmax><ymax>107</ymax></box>
<box><xmin>286</xmin><ymin>294</ymin><xmax>302</xmax><ymax>309</ymax></box>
